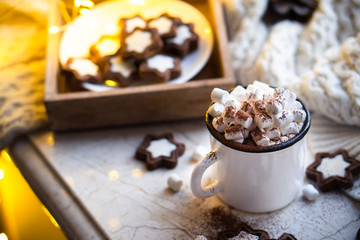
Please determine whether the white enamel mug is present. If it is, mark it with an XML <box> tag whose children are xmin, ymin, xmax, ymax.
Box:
<box><xmin>191</xmin><ymin>100</ymin><xmax>311</xmax><ymax>213</ymax></box>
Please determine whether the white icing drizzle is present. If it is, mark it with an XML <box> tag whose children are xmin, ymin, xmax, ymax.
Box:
<box><xmin>126</xmin><ymin>30</ymin><xmax>152</xmax><ymax>53</ymax></box>
<box><xmin>69</xmin><ymin>59</ymin><xmax>98</xmax><ymax>76</ymax></box>
<box><xmin>96</xmin><ymin>38</ymin><xmax>120</xmax><ymax>57</ymax></box>
<box><xmin>125</xmin><ymin>16</ymin><xmax>146</xmax><ymax>33</ymax></box>
<box><xmin>148</xmin><ymin>16</ymin><xmax>172</xmax><ymax>35</ymax></box>
<box><xmin>147</xmin><ymin>55</ymin><xmax>175</xmax><ymax>73</ymax></box>
<box><xmin>109</xmin><ymin>56</ymin><xmax>135</xmax><ymax>77</ymax></box>
<box><xmin>147</xmin><ymin>138</ymin><xmax>177</xmax><ymax>158</ymax></box>
<box><xmin>228</xmin><ymin>231</ymin><xmax>259</xmax><ymax>240</ymax></box>
<box><xmin>316</xmin><ymin>155</ymin><xmax>350</xmax><ymax>179</ymax></box>
<box><xmin>168</xmin><ymin>25</ymin><xmax>192</xmax><ymax>45</ymax></box>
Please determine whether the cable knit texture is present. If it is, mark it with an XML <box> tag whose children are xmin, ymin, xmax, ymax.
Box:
<box><xmin>224</xmin><ymin>0</ymin><xmax>360</xmax><ymax>127</ymax></box>
<box><xmin>0</xmin><ymin>0</ymin><xmax>49</xmax><ymax>150</ymax></box>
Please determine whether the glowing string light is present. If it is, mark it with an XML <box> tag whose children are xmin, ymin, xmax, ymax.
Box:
<box><xmin>0</xmin><ymin>169</ymin><xmax>4</xmax><ymax>180</ymax></box>
<box><xmin>49</xmin><ymin>26</ymin><xmax>60</xmax><ymax>34</ymax></box>
<box><xmin>0</xmin><ymin>233</ymin><xmax>8</xmax><ymax>240</ymax></box>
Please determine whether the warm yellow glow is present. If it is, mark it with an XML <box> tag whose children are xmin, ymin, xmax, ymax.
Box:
<box><xmin>49</xmin><ymin>26</ymin><xmax>60</xmax><ymax>34</ymax></box>
<box><xmin>1</xmin><ymin>150</ymin><xmax>11</xmax><ymax>162</ymax></box>
<box><xmin>132</xmin><ymin>168</ymin><xmax>143</xmax><ymax>178</ymax></box>
<box><xmin>88</xmin><ymin>21</ymin><xmax>97</xmax><ymax>29</ymax></box>
<box><xmin>104</xmin><ymin>80</ymin><xmax>119</xmax><ymax>87</ymax></box>
<box><xmin>108</xmin><ymin>170</ymin><xmax>119</xmax><ymax>181</ymax></box>
<box><xmin>204</xmin><ymin>28</ymin><xmax>211</xmax><ymax>34</ymax></box>
<box><xmin>79</xmin><ymin>8</ymin><xmax>90</xmax><ymax>15</ymax></box>
<box><xmin>0</xmin><ymin>169</ymin><xmax>4</xmax><ymax>180</ymax></box>
<box><xmin>81</xmin><ymin>0</ymin><xmax>94</xmax><ymax>7</ymax></box>
<box><xmin>129</xmin><ymin>0</ymin><xmax>145</xmax><ymax>6</ymax></box>
<box><xmin>0</xmin><ymin>149</ymin><xmax>66</xmax><ymax>239</ymax></box>
<box><xmin>47</xmin><ymin>135</ymin><xmax>55</xmax><ymax>146</ymax></box>
<box><xmin>42</xmin><ymin>206</ymin><xmax>60</xmax><ymax>229</ymax></box>
<box><xmin>105</xmin><ymin>23</ymin><xmax>117</xmax><ymax>33</ymax></box>
<box><xmin>74</xmin><ymin>0</ymin><xmax>82</xmax><ymax>7</ymax></box>
<box><xmin>108</xmin><ymin>218</ymin><xmax>120</xmax><ymax>231</ymax></box>
<box><xmin>0</xmin><ymin>233</ymin><xmax>8</xmax><ymax>240</ymax></box>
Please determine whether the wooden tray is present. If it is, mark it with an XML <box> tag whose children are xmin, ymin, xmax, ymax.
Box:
<box><xmin>45</xmin><ymin>0</ymin><xmax>235</xmax><ymax>131</ymax></box>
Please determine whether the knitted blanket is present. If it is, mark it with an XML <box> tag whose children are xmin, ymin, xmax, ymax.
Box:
<box><xmin>0</xmin><ymin>0</ymin><xmax>49</xmax><ymax>150</ymax></box>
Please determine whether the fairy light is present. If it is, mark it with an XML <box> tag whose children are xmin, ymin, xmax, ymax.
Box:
<box><xmin>104</xmin><ymin>80</ymin><xmax>119</xmax><ymax>87</ymax></box>
<box><xmin>79</xmin><ymin>8</ymin><xmax>90</xmax><ymax>15</ymax></box>
<box><xmin>49</xmin><ymin>26</ymin><xmax>60</xmax><ymax>34</ymax></box>
<box><xmin>74</xmin><ymin>0</ymin><xmax>82</xmax><ymax>7</ymax></box>
<box><xmin>81</xmin><ymin>0</ymin><xmax>94</xmax><ymax>8</ymax></box>
<box><xmin>0</xmin><ymin>169</ymin><xmax>4</xmax><ymax>180</ymax></box>
<box><xmin>0</xmin><ymin>233</ymin><xmax>8</xmax><ymax>240</ymax></box>
<box><xmin>129</xmin><ymin>0</ymin><xmax>145</xmax><ymax>6</ymax></box>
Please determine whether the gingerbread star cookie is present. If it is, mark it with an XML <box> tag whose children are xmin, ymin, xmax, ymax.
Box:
<box><xmin>217</xmin><ymin>222</ymin><xmax>270</xmax><ymax>240</ymax></box>
<box><xmin>135</xmin><ymin>133</ymin><xmax>185</xmax><ymax>170</ymax></box>
<box><xmin>306</xmin><ymin>149</ymin><xmax>360</xmax><ymax>192</ymax></box>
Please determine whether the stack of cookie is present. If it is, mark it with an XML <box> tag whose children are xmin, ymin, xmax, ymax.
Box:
<box><xmin>62</xmin><ymin>13</ymin><xmax>199</xmax><ymax>89</ymax></box>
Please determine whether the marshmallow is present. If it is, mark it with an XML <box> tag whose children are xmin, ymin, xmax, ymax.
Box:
<box><xmin>208</xmin><ymin>103</ymin><xmax>225</xmax><ymax>117</ymax></box>
<box><xmin>255</xmin><ymin>113</ymin><xmax>273</xmax><ymax>129</ymax></box>
<box><xmin>291</xmin><ymin>100</ymin><xmax>303</xmax><ymax>109</ymax></box>
<box><xmin>211</xmin><ymin>88</ymin><xmax>230</xmax><ymax>104</ymax></box>
<box><xmin>275</xmin><ymin>88</ymin><xmax>296</xmax><ymax>107</ymax></box>
<box><xmin>195</xmin><ymin>236</ymin><xmax>207</xmax><ymax>240</ymax></box>
<box><xmin>254</xmin><ymin>100</ymin><xmax>267</xmax><ymax>113</ymax></box>
<box><xmin>212</xmin><ymin>116</ymin><xmax>227</xmax><ymax>133</ymax></box>
<box><xmin>292</xmin><ymin>109</ymin><xmax>306</xmax><ymax>122</ymax></box>
<box><xmin>274</xmin><ymin>110</ymin><xmax>294</xmax><ymax>127</ymax></box>
<box><xmin>223</xmin><ymin>106</ymin><xmax>237</xmax><ymax>124</ymax></box>
<box><xmin>266</xmin><ymin>128</ymin><xmax>281</xmax><ymax>139</ymax></box>
<box><xmin>241</xmin><ymin>101</ymin><xmax>254</xmax><ymax>114</ymax></box>
<box><xmin>280</xmin><ymin>121</ymin><xmax>299</xmax><ymax>135</ymax></box>
<box><xmin>191</xmin><ymin>145</ymin><xmax>208</xmax><ymax>162</ymax></box>
<box><xmin>234</xmin><ymin>110</ymin><xmax>253</xmax><ymax>128</ymax></box>
<box><xmin>230</xmin><ymin>85</ymin><xmax>247</xmax><ymax>101</ymax></box>
<box><xmin>303</xmin><ymin>184</ymin><xmax>320</xmax><ymax>201</ymax></box>
<box><xmin>266</xmin><ymin>99</ymin><xmax>284</xmax><ymax>115</ymax></box>
<box><xmin>247</xmin><ymin>88</ymin><xmax>263</xmax><ymax>101</ymax></box>
<box><xmin>224</xmin><ymin>125</ymin><xmax>245</xmax><ymax>141</ymax></box>
<box><xmin>251</xmin><ymin>128</ymin><xmax>270</xmax><ymax>146</ymax></box>
<box><xmin>252</xmin><ymin>81</ymin><xmax>275</xmax><ymax>99</ymax></box>
<box><xmin>167</xmin><ymin>174</ymin><xmax>183</xmax><ymax>192</ymax></box>
<box><xmin>224</xmin><ymin>98</ymin><xmax>241</xmax><ymax>109</ymax></box>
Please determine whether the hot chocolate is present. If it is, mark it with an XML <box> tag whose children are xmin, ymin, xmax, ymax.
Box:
<box><xmin>206</xmin><ymin>81</ymin><xmax>310</xmax><ymax>152</ymax></box>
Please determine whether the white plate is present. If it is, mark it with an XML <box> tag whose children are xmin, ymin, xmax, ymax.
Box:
<box><xmin>59</xmin><ymin>0</ymin><xmax>214</xmax><ymax>91</ymax></box>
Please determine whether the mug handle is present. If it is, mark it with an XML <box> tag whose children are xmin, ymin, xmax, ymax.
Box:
<box><xmin>190</xmin><ymin>150</ymin><xmax>224</xmax><ymax>198</ymax></box>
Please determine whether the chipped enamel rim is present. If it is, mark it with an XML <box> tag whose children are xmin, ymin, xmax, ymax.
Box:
<box><xmin>205</xmin><ymin>94</ymin><xmax>311</xmax><ymax>153</ymax></box>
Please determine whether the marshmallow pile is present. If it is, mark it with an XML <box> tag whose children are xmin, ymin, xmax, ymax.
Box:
<box><xmin>209</xmin><ymin>81</ymin><xmax>306</xmax><ymax>146</ymax></box>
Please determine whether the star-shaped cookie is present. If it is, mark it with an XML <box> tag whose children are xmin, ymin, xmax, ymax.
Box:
<box><xmin>135</xmin><ymin>133</ymin><xmax>185</xmax><ymax>171</ymax></box>
<box><xmin>306</xmin><ymin>149</ymin><xmax>360</xmax><ymax>192</ymax></box>
<box><xmin>217</xmin><ymin>222</ymin><xmax>270</xmax><ymax>240</ymax></box>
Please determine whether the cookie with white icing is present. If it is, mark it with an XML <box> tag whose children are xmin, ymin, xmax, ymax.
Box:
<box><xmin>120</xmin><ymin>28</ymin><xmax>163</xmax><ymax>61</ymax></box>
<box><xmin>63</xmin><ymin>57</ymin><xmax>102</xmax><ymax>84</ymax></box>
<box><xmin>164</xmin><ymin>22</ymin><xmax>199</xmax><ymax>58</ymax></box>
<box><xmin>135</xmin><ymin>133</ymin><xmax>185</xmax><ymax>170</ymax></box>
<box><xmin>306</xmin><ymin>149</ymin><xmax>360</xmax><ymax>192</ymax></box>
<box><xmin>89</xmin><ymin>35</ymin><xmax>121</xmax><ymax>64</ymax></box>
<box><xmin>147</xmin><ymin>13</ymin><xmax>180</xmax><ymax>38</ymax></box>
<box><xmin>139</xmin><ymin>53</ymin><xmax>181</xmax><ymax>82</ymax></box>
<box><xmin>119</xmin><ymin>15</ymin><xmax>147</xmax><ymax>36</ymax></box>
<box><xmin>103</xmin><ymin>54</ymin><xmax>137</xmax><ymax>87</ymax></box>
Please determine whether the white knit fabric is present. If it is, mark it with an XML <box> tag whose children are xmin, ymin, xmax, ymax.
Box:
<box><xmin>0</xmin><ymin>0</ymin><xmax>49</xmax><ymax>149</ymax></box>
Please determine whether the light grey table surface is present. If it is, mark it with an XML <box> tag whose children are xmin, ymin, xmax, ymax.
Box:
<box><xmin>10</xmin><ymin>113</ymin><xmax>360</xmax><ymax>240</ymax></box>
